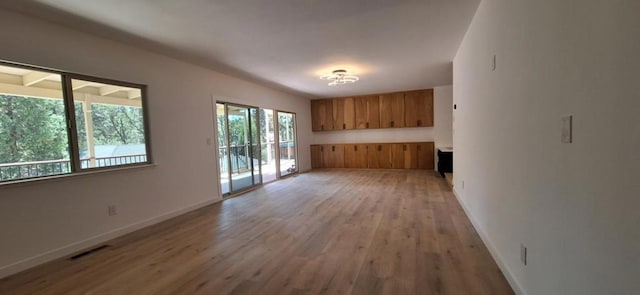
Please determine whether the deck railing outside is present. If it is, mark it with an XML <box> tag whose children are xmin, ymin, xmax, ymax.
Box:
<box><xmin>0</xmin><ymin>154</ymin><xmax>147</xmax><ymax>181</ymax></box>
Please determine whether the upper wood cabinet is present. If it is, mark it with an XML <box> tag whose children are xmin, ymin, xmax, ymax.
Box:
<box><xmin>344</xmin><ymin>144</ymin><xmax>368</xmax><ymax>168</ymax></box>
<box><xmin>311</xmin><ymin>89</ymin><xmax>433</xmax><ymax>131</ymax></box>
<box><xmin>333</xmin><ymin>97</ymin><xmax>355</xmax><ymax>130</ymax></box>
<box><xmin>311</xmin><ymin>99</ymin><xmax>334</xmax><ymax>131</ymax></box>
<box><xmin>380</xmin><ymin>92</ymin><xmax>405</xmax><ymax>128</ymax></box>
<box><xmin>404</xmin><ymin>89</ymin><xmax>434</xmax><ymax>127</ymax></box>
<box><xmin>354</xmin><ymin>95</ymin><xmax>380</xmax><ymax>129</ymax></box>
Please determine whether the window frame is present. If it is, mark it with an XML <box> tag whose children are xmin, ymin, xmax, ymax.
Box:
<box><xmin>0</xmin><ymin>60</ymin><xmax>153</xmax><ymax>184</ymax></box>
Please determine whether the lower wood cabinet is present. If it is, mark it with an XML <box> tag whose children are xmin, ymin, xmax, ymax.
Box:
<box><xmin>344</xmin><ymin>144</ymin><xmax>368</xmax><ymax>168</ymax></box>
<box><xmin>310</xmin><ymin>145</ymin><xmax>323</xmax><ymax>168</ymax></box>
<box><xmin>367</xmin><ymin>143</ymin><xmax>392</xmax><ymax>169</ymax></box>
<box><xmin>416</xmin><ymin>142</ymin><xmax>435</xmax><ymax>169</ymax></box>
<box><xmin>323</xmin><ymin>144</ymin><xmax>345</xmax><ymax>168</ymax></box>
<box><xmin>311</xmin><ymin>142</ymin><xmax>434</xmax><ymax>170</ymax></box>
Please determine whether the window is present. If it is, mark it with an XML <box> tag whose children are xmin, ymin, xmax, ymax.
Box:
<box><xmin>0</xmin><ymin>62</ymin><xmax>151</xmax><ymax>183</ymax></box>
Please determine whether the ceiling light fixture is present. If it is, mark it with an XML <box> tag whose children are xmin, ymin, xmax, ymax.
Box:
<box><xmin>320</xmin><ymin>69</ymin><xmax>359</xmax><ymax>86</ymax></box>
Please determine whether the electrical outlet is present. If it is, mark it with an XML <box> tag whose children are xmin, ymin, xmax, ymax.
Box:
<box><xmin>107</xmin><ymin>205</ymin><xmax>117</xmax><ymax>216</ymax></box>
<box><xmin>561</xmin><ymin>115</ymin><xmax>572</xmax><ymax>143</ymax></box>
<box><xmin>521</xmin><ymin>244</ymin><xmax>527</xmax><ymax>265</ymax></box>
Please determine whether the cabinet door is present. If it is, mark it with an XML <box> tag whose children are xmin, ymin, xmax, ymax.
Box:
<box><xmin>311</xmin><ymin>99</ymin><xmax>334</xmax><ymax>131</ymax></box>
<box><xmin>355</xmin><ymin>95</ymin><xmax>380</xmax><ymax>129</ymax></box>
<box><xmin>416</xmin><ymin>142</ymin><xmax>435</xmax><ymax>169</ymax></box>
<box><xmin>404</xmin><ymin>89</ymin><xmax>434</xmax><ymax>127</ymax></box>
<box><xmin>311</xmin><ymin>100</ymin><xmax>323</xmax><ymax>131</ymax></box>
<box><xmin>390</xmin><ymin>143</ymin><xmax>405</xmax><ymax>169</ymax></box>
<box><xmin>367</xmin><ymin>143</ymin><xmax>391</xmax><ymax>169</ymax></box>
<box><xmin>334</xmin><ymin>97</ymin><xmax>355</xmax><ymax>130</ymax></box>
<box><xmin>380</xmin><ymin>93</ymin><xmax>405</xmax><ymax>128</ymax></box>
<box><xmin>344</xmin><ymin>144</ymin><xmax>368</xmax><ymax>168</ymax></box>
<box><xmin>322</xmin><ymin>144</ymin><xmax>345</xmax><ymax>168</ymax></box>
<box><xmin>311</xmin><ymin>145</ymin><xmax>324</xmax><ymax>168</ymax></box>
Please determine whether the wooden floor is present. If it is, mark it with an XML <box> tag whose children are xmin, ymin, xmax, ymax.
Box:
<box><xmin>0</xmin><ymin>169</ymin><xmax>513</xmax><ymax>295</ymax></box>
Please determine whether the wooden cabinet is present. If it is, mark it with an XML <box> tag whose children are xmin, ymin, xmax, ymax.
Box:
<box><xmin>310</xmin><ymin>145</ymin><xmax>324</xmax><ymax>168</ymax></box>
<box><xmin>311</xmin><ymin>99</ymin><xmax>334</xmax><ymax>131</ymax></box>
<box><xmin>322</xmin><ymin>144</ymin><xmax>345</xmax><ymax>168</ymax></box>
<box><xmin>344</xmin><ymin>144</ymin><xmax>368</xmax><ymax>168</ymax></box>
<box><xmin>404</xmin><ymin>89</ymin><xmax>434</xmax><ymax>127</ymax></box>
<box><xmin>391</xmin><ymin>143</ymin><xmax>419</xmax><ymax>169</ymax></box>
<box><xmin>333</xmin><ymin>97</ymin><xmax>355</xmax><ymax>130</ymax></box>
<box><xmin>311</xmin><ymin>142</ymin><xmax>433</xmax><ymax>170</ymax></box>
<box><xmin>312</xmin><ymin>89</ymin><xmax>433</xmax><ymax>132</ymax></box>
<box><xmin>380</xmin><ymin>92</ymin><xmax>405</xmax><ymax>128</ymax></box>
<box><xmin>416</xmin><ymin>142</ymin><xmax>435</xmax><ymax>170</ymax></box>
<box><xmin>354</xmin><ymin>95</ymin><xmax>380</xmax><ymax>129</ymax></box>
<box><xmin>367</xmin><ymin>143</ymin><xmax>391</xmax><ymax>169</ymax></box>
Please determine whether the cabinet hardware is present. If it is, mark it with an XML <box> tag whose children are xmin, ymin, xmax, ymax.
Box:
<box><xmin>390</xmin><ymin>121</ymin><xmax>395</xmax><ymax>127</ymax></box>
<box><xmin>321</xmin><ymin>124</ymin><xmax>324</xmax><ymax>130</ymax></box>
<box><xmin>332</xmin><ymin>146</ymin><xmax>335</xmax><ymax>152</ymax></box>
<box><xmin>321</xmin><ymin>146</ymin><xmax>324</xmax><ymax>152</ymax></box>
<box><xmin>354</xmin><ymin>146</ymin><xmax>358</xmax><ymax>151</ymax></box>
<box><xmin>378</xmin><ymin>145</ymin><xmax>382</xmax><ymax>151</ymax></box>
<box><xmin>343</xmin><ymin>123</ymin><xmax>346</xmax><ymax>129</ymax></box>
<box><xmin>403</xmin><ymin>145</ymin><xmax>407</xmax><ymax>151</ymax></box>
<box><xmin>417</xmin><ymin>145</ymin><xmax>421</xmax><ymax>151</ymax></box>
<box><xmin>417</xmin><ymin>120</ymin><xmax>422</xmax><ymax>126</ymax></box>
<box><xmin>366</xmin><ymin>122</ymin><xmax>369</xmax><ymax>128</ymax></box>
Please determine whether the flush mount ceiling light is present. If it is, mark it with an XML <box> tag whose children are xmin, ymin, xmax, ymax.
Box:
<box><xmin>320</xmin><ymin>69</ymin><xmax>359</xmax><ymax>86</ymax></box>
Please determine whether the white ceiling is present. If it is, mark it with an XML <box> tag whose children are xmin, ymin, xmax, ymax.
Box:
<box><xmin>2</xmin><ymin>0</ymin><xmax>480</xmax><ymax>98</ymax></box>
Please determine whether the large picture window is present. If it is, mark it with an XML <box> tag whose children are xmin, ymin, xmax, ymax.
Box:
<box><xmin>0</xmin><ymin>62</ymin><xmax>151</xmax><ymax>183</ymax></box>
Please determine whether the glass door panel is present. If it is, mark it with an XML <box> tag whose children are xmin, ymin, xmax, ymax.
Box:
<box><xmin>260</xmin><ymin>109</ymin><xmax>277</xmax><ymax>183</ymax></box>
<box><xmin>277</xmin><ymin>112</ymin><xmax>297</xmax><ymax>176</ymax></box>
<box><xmin>227</xmin><ymin>105</ymin><xmax>257</xmax><ymax>193</ymax></box>
<box><xmin>249</xmin><ymin>107</ymin><xmax>261</xmax><ymax>185</ymax></box>
<box><xmin>216</xmin><ymin>103</ymin><xmax>230</xmax><ymax>195</ymax></box>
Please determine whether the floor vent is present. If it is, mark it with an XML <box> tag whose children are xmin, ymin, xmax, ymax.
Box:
<box><xmin>69</xmin><ymin>245</ymin><xmax>110</xmax><ymax>260</ymax></box>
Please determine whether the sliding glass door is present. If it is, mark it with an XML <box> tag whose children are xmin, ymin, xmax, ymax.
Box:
<box><xmin>217</xmin><ymin>103</ymin><xmax>261</xmax><ymax>195</ymax></box>
<box><xmin>216</xmin><ymin>103</ymin><xmax>297</xmax><ymax>197</ymax></box>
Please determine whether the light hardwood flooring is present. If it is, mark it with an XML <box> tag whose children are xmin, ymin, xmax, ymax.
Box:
<box><xmin>0</xmin><ymin>169</ymin><xmax>513</xmax><ymax>295</ymax></box>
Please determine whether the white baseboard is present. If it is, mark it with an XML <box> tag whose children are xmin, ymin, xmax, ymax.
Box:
<box><xmin>452</xmin><ymin>188</ymin><xmax>527</xmax><ymax>295</ymax></box>
<box><xmin>0</xmin><ymin>198</ymin><xmax>220</xmax><ymax>279</ymax></box>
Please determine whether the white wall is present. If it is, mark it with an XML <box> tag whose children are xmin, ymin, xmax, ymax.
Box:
<box><xmin>0</xmin><ymin>9</ymin><xmax>311</xmax><ymax>278</ymax></box>
<box><xmin>312</xmin><ymin>85</ymin><xmax>454</xmax><ymax>165</ymax></box>
<box><xmin>453</xmin><ymin>0</ymin><xmax>640</xmax><ymax>294</ymax></box>
<box><xmin>434</xmin><ymin>85</ymin><xmax>453</xmax><ymax>148</ymax></box>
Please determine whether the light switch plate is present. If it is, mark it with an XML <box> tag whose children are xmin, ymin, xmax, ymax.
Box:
<box><xmin>561</xmin><ymin>115</ymin><xmax>572</xmax><ymax>143</ymax></box>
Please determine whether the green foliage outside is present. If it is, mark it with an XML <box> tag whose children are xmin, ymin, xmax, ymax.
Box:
<box><xmin>0</xmin><ymin>94</ymin><xmax>144</xmax><ymax>180</ymax></box>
